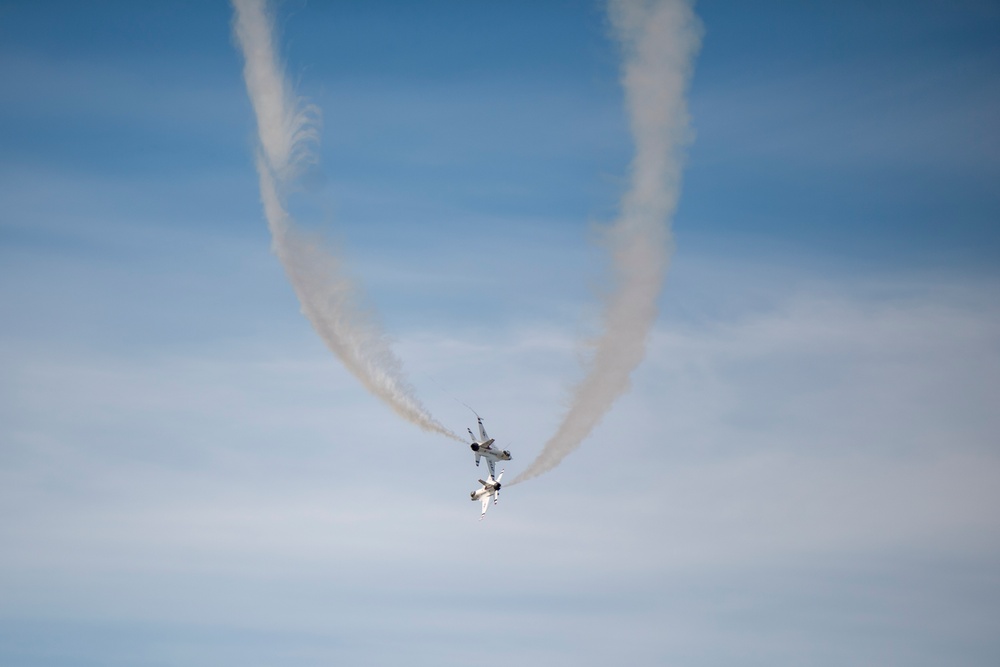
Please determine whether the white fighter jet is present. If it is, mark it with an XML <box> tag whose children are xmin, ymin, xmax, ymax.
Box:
<box><xmin>470</xmin><ymin>470</ymin><xmax>504</xmax><ymax>520</ymax></box>
<box><xmin>468</xmin><ymin>416</ymin><xmax>511</xmax><ymax>477</ymax></box>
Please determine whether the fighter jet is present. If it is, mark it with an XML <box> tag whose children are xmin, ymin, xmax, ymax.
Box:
<box><xmin>468</xmin><ymin>416</ymin><xmax>511</xmax><ymax>477</ymax></box>
<box><xmin>470</xmin><ymin>470</ymin><xmax>503</xmax><ymax>520</ymax></box>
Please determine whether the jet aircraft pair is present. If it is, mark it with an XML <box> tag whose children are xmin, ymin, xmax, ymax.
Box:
<box><xmin>467</xmin><ymin>416</ymin><xmax>511</xmax><ymax>520</ymax></box>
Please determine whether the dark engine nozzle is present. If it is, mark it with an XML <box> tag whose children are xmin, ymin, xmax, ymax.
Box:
<box><xmin>494</xmin><ymin>483</ymin><xmax>501</xmax><ymax>491</ymax></box>
<box><xmin>470</xmin><ymin>443</ymin><xmax>480</xmax><ymax>452</ymax></box>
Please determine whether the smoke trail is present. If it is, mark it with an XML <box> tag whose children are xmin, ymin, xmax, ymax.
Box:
<box><xmin>511</xmin><ymin>0</ymin><xmax>701</xmax><ymax>484</ymax></box>
<box><xmin>231</xmin><ymin>0</ymin><xmax>462</xmax><ymax>442</ymax></box>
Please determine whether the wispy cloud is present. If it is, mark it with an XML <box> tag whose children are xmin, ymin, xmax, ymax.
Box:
<box><xmin>4</xmin><ymin>253</ymin><xmax>998</xmax><ymax>663</ymax></box>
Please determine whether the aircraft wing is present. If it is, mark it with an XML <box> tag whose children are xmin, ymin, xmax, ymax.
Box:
<box><xmin>478</xmin><ymin>418</ymin><xmax>489</xmax><ymax>441</ymax></box>
<box><xmin>480</xmin><ymin>495</ymin><xmax>491</xmax><ymax>519</ymax></box>
<box><xmin>486</xmin><ymin>458</ymin><xmax>496</xmax><ymax>478</ymax></box>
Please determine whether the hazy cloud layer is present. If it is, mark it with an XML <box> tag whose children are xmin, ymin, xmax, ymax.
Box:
<box><xmin>3</xmin><ymin>263</ymin><xmax>998</xmax><ymax>665</ymax></box>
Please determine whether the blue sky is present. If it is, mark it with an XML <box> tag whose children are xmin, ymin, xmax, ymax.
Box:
<box><xmin>2</xmin><ymin>1</ymin><xmax>999</xmax><ymax>666</ymax></box>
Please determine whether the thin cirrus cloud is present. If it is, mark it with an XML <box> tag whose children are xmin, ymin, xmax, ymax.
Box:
<box><xmin>1</xmin><ymin>272</ymin><xmax>998</xmax><ymax>657</ymax></box>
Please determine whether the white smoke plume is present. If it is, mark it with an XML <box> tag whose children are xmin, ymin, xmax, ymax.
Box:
<box><xmin>231</xmin><ymin>0</ymin><xmax>462</xmax><ymax>442</ymax></box>
<box><xmin>511</xmin><ymin>0</ymin><xmax>701</xmax><ymax>484</ymax></box>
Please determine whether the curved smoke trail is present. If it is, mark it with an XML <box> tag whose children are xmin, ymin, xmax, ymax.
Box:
<box><xmin>231</xmin><ymin>0</ymin><xmax>462</xmax><ymax>442</ymax></box>
<box><xmin>511</xmin><ymin>0</ymin><xmax>701</xmax><ymax>484</ymax></box>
